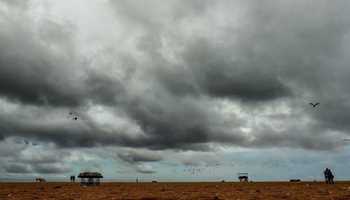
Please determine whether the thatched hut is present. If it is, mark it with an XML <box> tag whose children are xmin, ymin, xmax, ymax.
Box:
<box><xmin>78</xmin><ymin>172</ymin><xmax>103</xmax><ymax>186</ymax></box>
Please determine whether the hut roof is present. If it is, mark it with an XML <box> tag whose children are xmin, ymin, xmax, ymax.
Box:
<box><xmin>78</xmin><ymin>172</ymin><xmax>103</xmax><ymax>178</ymax></box>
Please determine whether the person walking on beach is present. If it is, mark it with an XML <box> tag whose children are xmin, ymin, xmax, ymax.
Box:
<box><xmin>328</xmin><ymin>169</ymin><xmax>335</xmax><ymax>184</ymax></box>
<box><xmin>324</xmin><ymin>168</ymin><xmax>335</xmax><ymax>184</ymax></box>
<box><xmin>324</xmin><ymin>168</ymin><xmax>329</xmax><ymax>184</ymax></box>
<box><xmin>70</xmin><ymin>175</ymin><xmax>75</xmax><ymax>182</ymax></box>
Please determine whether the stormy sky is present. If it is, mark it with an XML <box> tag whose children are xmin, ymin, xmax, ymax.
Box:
<box><xmin>1</xmin><ymin>0</ymin><xmax>350</xmax><ymax>181</ymax></box>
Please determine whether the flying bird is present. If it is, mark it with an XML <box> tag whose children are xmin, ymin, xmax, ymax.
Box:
<box><xmin>68</xmin><ymin>112</ymin><xmax>79</xmax><ymax>120</ymax></box>
<box><xmin>309</xmin><ymin>102</ymin><xmax>320</xmax><ymax>107</ymax></box>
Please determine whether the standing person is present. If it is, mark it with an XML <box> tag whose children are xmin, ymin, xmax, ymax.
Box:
<box><xmin>324</xmin><ymin>168</ymin><xmax>330</xmax><ymax>184</ymax></box>
<box><xmin>328</xmin><ymin>169</ymin><xmax>335</xmax><ymax>184</ymax></box>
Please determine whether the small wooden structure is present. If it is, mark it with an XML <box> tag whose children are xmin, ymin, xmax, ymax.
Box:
<box><xmin>78</xmin><ymin>172</ymin><xmax>103</xmax><ymax>186</ymax></box>
<box><xmin>238</xmin><ymin>173</ymin><xmax>249</xmax><ymax>182</ymax></box>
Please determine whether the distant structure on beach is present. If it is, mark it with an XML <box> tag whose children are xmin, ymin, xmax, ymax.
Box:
<box><xmin>289</xmin><ymin>179</ymin><xmax>301</xmax><ymax>182</ymax></box>
<box><xmin>35</xmin><ymin>178</ymin><xmax>46</xmax><ymax>182</ymax></box>
<box><xmin>78</xmin><ymin>172</ymin><xmax>103</xmax><ymax>186</ymax></box>
<box><xmin>238</xmin><ymin>173</ymin><xmax>249</xmax><ymax>182</ymax></box>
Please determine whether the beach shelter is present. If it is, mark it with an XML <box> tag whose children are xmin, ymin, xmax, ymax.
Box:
<box><xmin>78</xmin><ymin>172</ymin><xmax>103</xmax><ymax>186</ymax></box>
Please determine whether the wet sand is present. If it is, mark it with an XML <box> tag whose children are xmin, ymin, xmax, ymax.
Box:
<box><xmin>1</xmin><ymin>182</ymin><xmax>350</xmax><ymax>200</ymax></box>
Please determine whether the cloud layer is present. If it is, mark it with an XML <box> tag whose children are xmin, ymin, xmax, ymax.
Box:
<box><xmin>1</xmin><ymin>0</ymin><xmax>350</xmax><ymax>178</ymax></box>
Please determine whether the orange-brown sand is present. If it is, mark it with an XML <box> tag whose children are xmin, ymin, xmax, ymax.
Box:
<box><xmin>1</xmin><ymin>182</ymin><xmax>350</xmax><ymax>200</ymax></box>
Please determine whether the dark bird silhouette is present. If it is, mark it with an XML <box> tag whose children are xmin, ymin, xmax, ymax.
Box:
<box><xmin>68</xmin><ymin>112</ymin><xmax>79</xmax><ymax>120</ymax></box>
<box><xmin>309</xmin><ymin>102</ymin><xmax>320</xmax><ymax>107</ymax></box>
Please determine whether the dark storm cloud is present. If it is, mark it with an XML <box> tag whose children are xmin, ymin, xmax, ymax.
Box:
<box><xmin>4</xmin><ymin>164</ymin><xmax>31</xmax><ymax>174</ymax></box>
<box><xmin>19</xmin><ymin>151</ymin><xmax>70</xmax><ymax>165</ymax></box>
<box><xmin>121</xmin><ymin>91</ymin><xmax>248</xmax><ymax>150</ymax></box>
<box><xmin>0</xmin><ymin>137</ymin><xmax>72</xmax><ymax>174</ymax></box>
<box><xmin>0</xmin><ymin>4</ymin><xmax>125</xmax><ymax>107</ymax></box>
<box><xmin>107</xmin><ymin>0</ymin><xmax>350</xmax><ymax>150</ymax></box>
<box><xmin>0</xmin><ymin>0</ymin><xmax>350</xmax><ymax>152</ymax></box>
<box><xmin>111</xmin><ymin>1</ymin><xmax>292</xmax><ymax>102</ymax></box>
<box><xmin>0</xmin><ymin>138</ymin><xmax>27</xmax><ymax>157</ymax></box>
<box><xmin>0</xmin><ymin>115</ymin><xmax>230</xmax><ymax>150</ymax></box>
<box><xmin>31</xmin><ymin>163</ymin><xmax>71</xmax><ymax>174</ymax></box>
<box><xmin>152</xmin><ymin>39</ymin><xmax>292</xmax><ymax>101</ymax></box>
<box><xmin>4</xmin><ymin>163</ymin><xmax>71</xmax><ymax>174</ymax></box>
<box><xmin>0</xmin><ymin>27</ymin><xmax>125</xmax><ymax>107</ymax></box>
<box><xmin>0</xmin><ymin>118</ymin><xmax>118</xmax><ymax>148</ymax></box>
<box><xmin>0</xmin><ymin>8</ymin><xmax>82</xmax><ymax>107</ymax></box>
<box><xmin>179</xmin><ymin>39</ymin><xmax>291</xmax><ymax>101</ymax></box>
<box><xmin>117</xmin><ymin>150</ymin><xmax>162</xmax><ymax>164</ymax></box>
<box><xmin>245</xmin><ymin>125</ymin><xmax>341</xmax><ymax>150</ymax></box>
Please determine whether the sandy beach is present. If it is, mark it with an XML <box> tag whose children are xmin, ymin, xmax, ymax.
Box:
<box><xmin>1</xmin><ymin>182</ymin><xmax>350</xmax><ymax>200</ymax></box>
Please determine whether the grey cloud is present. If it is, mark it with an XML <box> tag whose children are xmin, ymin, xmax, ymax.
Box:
<box><xmin>180</xmin><ymin>39</ymin><xmax>292</xmax><ymax>101</ymax></box>
<box><xmin>122</xmin><ymin>94</ymin><xmax>247</xmax><ymax>150</ymax></box>
<box><xmin>135</xmin><ymin>164</ymin><xmax>156</xmax><ymax>174</ymax></box>
<box><xmin>0</xmin><ymin>10</ymin><xmax>83</xmax><ymax>107</ymax></box>
<box><xmin>136</xmin><ymin>168</ymin><xmax>156</xmax><ymax>174</ymax></box>
<box><xmin>0</xmin><ymin>7</ymin><xmax>125</xmax><ymax>108</ymax></box>
<box><xmin>19</xmin><ymin>152</ymin><xmax>71</xmax><ymax>165</ymax></box>
<box><xmin>115</xmin><ymin>149</ymin><xmax>160</xmax><ymax>174</ymax></box>
<box><xmin>109</xmin><ymin>0</ymin><xmax>210</xmax><ymax>31</ymax></box>
<box><xmin>0</xmin><ymin>0</ymin><xmax>29</xmax><ymax>8</ymax></box>
<box><xmin>32</xmin><ymin>163</ymin><xmax>71</xmax><ymax>174</ymax></box>
<box><xmin>0</xmin><ymin>137</ymin><xmax>27</xmax><ymax>157</ymax></box>
<box><xmin>117</xmin><ymin>150</ymin><xmax>162</xmax><ymax>164</ymax></box>
<box><xmin>0</xmin><ymin>138</ymin><xmax>72</xmax><ymax>174</ymax></box>
<box><xmin>4</xmin><ymin>163</ymin><xmax>71</xmax><ymax>174</ymax></box>
<box><xmin>0</xmin><ymin>0</ymin><xmax>350</xmax><ymax>153</ymax></box>
<box><xmin>4</xmin><ymin>164</ymin><xmax>31</xmax><ymax>174</ymax></box>
<box><xmin>179</xmin><ymin>152</ymin><xmax>221</xmax><ymax>167</ymax></box>
<box><xmin>310</xmin><ymin>99</ymin><xmax>350</xmax><ymax>132</ymax></box>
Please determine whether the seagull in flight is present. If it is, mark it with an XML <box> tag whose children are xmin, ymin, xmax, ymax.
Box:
<box><xmin>309</xmin><ymin>102</ymin><xmax>320</xmax><ymax>107</ymax></box>
<box><xmin>68</xmin><ymin>112</ymin><xmax>79</xmax><ymax>120</ymax></box>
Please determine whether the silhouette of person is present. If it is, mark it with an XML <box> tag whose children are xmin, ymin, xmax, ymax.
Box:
<box><xmin>324</xmin><ymin>168</ymin><xmax>335</xmax><ymax>184</ymax></box>
<box><xmin>324</xmin><ymin>168</ymin><xmax>329</xmax><ymax>184</ymax></box>
<box><xmin>328</xmin><ymin>169</ymin><xmax>335</xmax><ymax>184</ymax></box>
